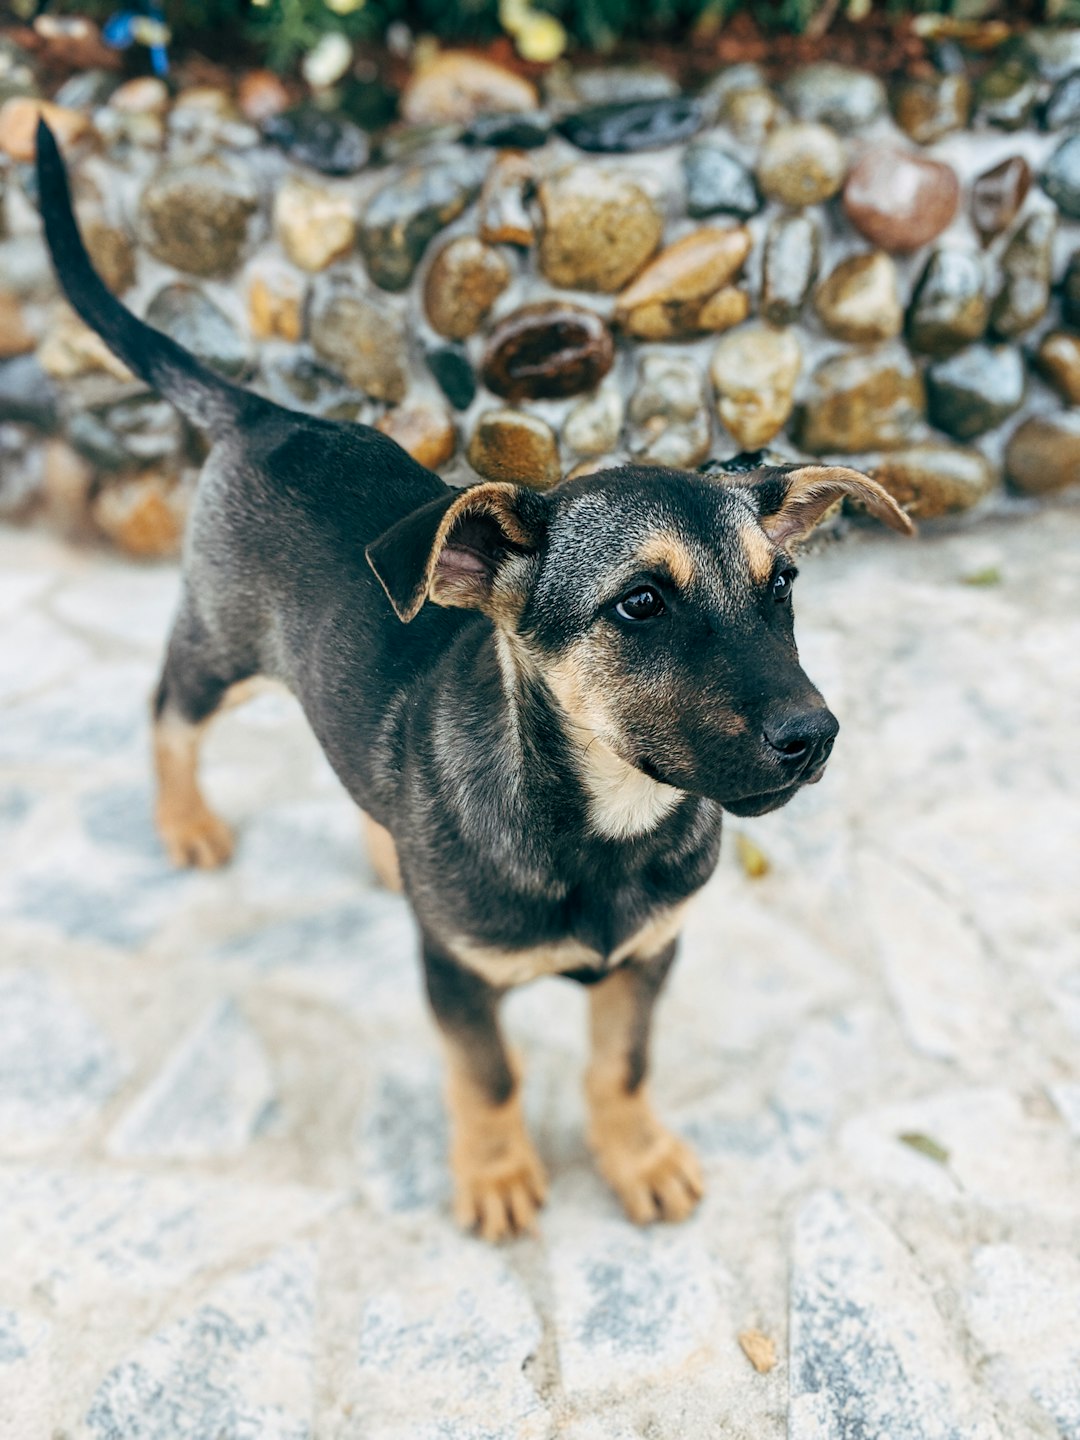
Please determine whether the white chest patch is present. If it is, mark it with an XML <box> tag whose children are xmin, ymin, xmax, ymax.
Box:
<box><xmin>580</xmin><ymin>740</ymin><xmax>683</xmax><ymax>841</ymax></box>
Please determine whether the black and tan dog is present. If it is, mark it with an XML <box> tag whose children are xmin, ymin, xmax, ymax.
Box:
<box><xmin>37</xmin><ymin>121</ymin><xmax>912</xmax><ymax>1240</ymax></box>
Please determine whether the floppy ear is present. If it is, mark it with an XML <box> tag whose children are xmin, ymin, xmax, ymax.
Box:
<box><xmin>365</xmin><ymin>482</ymin><xmax>548</xmax><ymax>623</ymax></box>
<box><xmin>746</xmin><ymin>464</ymin><xmax>916</xmax><ymax>546</ymax></box>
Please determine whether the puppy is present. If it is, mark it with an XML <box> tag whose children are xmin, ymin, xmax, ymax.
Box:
<box><xmin>36</xmin><ymin>121</ymin><xmax>912</xmax><ymax>1239</ymax></box>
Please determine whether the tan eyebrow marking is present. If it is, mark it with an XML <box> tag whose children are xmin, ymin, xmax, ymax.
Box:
<box><xmin>741</xmin><ymin>524</ymin><xmax>776</xmax><ymax>586</ymax></box>
<box><xmin>638</xmin><ymin>533</ymin><xmax>696</xmax><ymax>590</ymax></box>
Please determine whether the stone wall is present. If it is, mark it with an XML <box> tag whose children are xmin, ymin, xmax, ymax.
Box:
<box><xmin>3</xmin><ymin>33</ymin><xmax>1080</xmax><ymax>556</ymax></box>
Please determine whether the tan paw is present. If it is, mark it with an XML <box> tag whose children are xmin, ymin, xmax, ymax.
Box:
<box><xmin>157</xmin><ymin>803</ymin><xmax>235</xmax><ymax>869</ymax></box>
<box><xmin>595</xmin><ymin>1127</ymin><xmax>704</xmax><ymax>1226</ymax></box>
<box><xmin>452</xmin><ymin>1147</ymin><xmax>548</xmax><ymax>1243</ymax></box>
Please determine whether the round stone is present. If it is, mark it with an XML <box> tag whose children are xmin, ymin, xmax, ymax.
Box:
<box><xmin>757</xmin><ymin>123</ymin><xmax>847</xmax><ymax>207</ymax></box>
<box><xmin>0</xmin><ymin>98</ymin><xmax>89</xmax><ymax>162</ymax></box>
<box><xmin>683</xmin><ymin>141</ymin><xmax>760</xmax><ymax>219</ymax></box>
<box><xmin>782</xmin><ymin>63</ymin><xmax>886</xmax><ymax>133</ymax></box>
<box><xmin>813</xmin><ymin>251</ymin><xmax>902</xmax><ymax>344</ymax></box>
<box><xmin>843</xmin><ymin>148</ymin><xmax>959</xmax><ymax>252</ymax></box>
<box><xmin>425</xmin><ymin>345</ymin><xmax>476</xmax><ymax>411</ymax></box>
<box><xmin>556</xmin><ymin>97</ymin><xmax>703</xmax><ymax>154</ymax></box>
<box><xmin>110</xmin><ymin>76</ymin><xmax>169</xmax><ymax>115</ymax></box>
<box><xmin>990</xmin><ymin>209</ymin><xmax>1055</xmax><ymax>338</ymax></box>
<box><xmin>375</xmin><ymin>403</ymin><xmax>456</xmax><ymax>470</ymax></box>
<box><xmin>144</xmin><ymin>284</ymin><xmax>249</xmax><ymax>378</ymax></box>
<box><xmin>83</xmin><ymin>219</ymin><xmax>136</xmax><ymax>295</ymax></box>
<box><xmin>261</xmin><ymin>106</ymin><xmax>370</xmax><ymax>176</ymax></box>
<box><xmin>481</xmin><ymin>302</ymin><xmax>614</xmax><ymax>402</ymax></box>
<box><xmin>360</xmin><ymin>160</ymin><xmax>484</xmax><ymax>293</ymax></box>
<box><xmin>402</xmin><ymin>52</ymin><xmax>537</xmax><ymax>125</ymax></box>
<box><xmin>1005</xmin><ymin>412</ymin><xmax>1080</xmax><ymax>495</ymax></box>
<box><xmin>614</xmin><ymin>226</ymin><xmax>752</xmax><ymax>340</ymax></box>
<box><xmin>310</xmin><ymin>276</ymin><xmax>408</xmax><ymax>403</ymax></box>
<box><xmin>892</xmin><ymin>72</ymin><xmax>971</xmax><ymax>145</ymax></box>
<box><xmin>468</xmin><ymin>409</ymin><xmax>560</xmax><ymax>488</ymax></box>
<box><xmin>1035</xmin><ymin>332</ymin><xmax>1080</xmax><ymax>404</ymax></box>
<box><xmin>478</xmin><ymin>151</ymin><xmax>536</xmax><ymax>247</ymax></box>
<box><xmin>761</xmin><ymin>213</ymin><xmax>819</xmax><ymax>325</ymax></box>
<box><xmin>139</xmin><ymin>160</ymin><xmax>259</xmax><ymax>277</ymax></box>
<box><xmin>975</xmin><ymin>57</ymin><xmax>1039</xmax><ymax>130</ymax></box>
<box><xmin>627</xmin><ymin>354</ymin><xmax>711</xmax><ymax>468</ymax></box>
<box><xmin>560</xmin><ymin>65</ymin><xmax>679</xmax><ymax>107</ymax></box>
<box><xmin>423</xmin><ymin>236</ymin><xmax>512</xmax><ymax>341</ymax></box>
<box><xmin>1042</xmin><ymin>70</ymin><xmax>1080</xmax><ymax>130</ymax></box>
<box><xmin>794</xmin><ymin>346</ymin><xmax>925</xmax><ymax>453</ymax></box>
<box><xmin>710</xmin><ymin>323</ymin><xmax>801</xmax><ymax>451</ymax></box>
<box><xmin>274</xmin><ymin>175</ymin><xmax>356</xmax><ymax>272</ymax></box>
<box><xmin>0</xmin><ymin>290</ymin><xmax>34</xmax><ymax>358</ymax></box>
<box><xmin>1025</xmin><ymin>27</ymin><xmax>1080</xmax><ymax>81</ymax></box>
<box><xmin>971</xmin><ymin>155</ymin><xmax>1031</xmax><ymax>241</ymax></box>
<box><xmin>92</xmin><ymin>472</ymin><xmax>189</xmax><ymax>557</ymax></box>
<box><xmin>907</xmin><ymin>249</ymin><xmax>989</xmax><ymax>356</ymax></box>
<box><xmin>870</xmin><ymin>445</ymin><xmax>995</xmax><ymax>519</ymax></box>
<box><xmin>237</xmin><ymin>69</ymin><xmax>290</xmax><ymax>124</ymax></box>
<box><xmin>538</xmin><ymin>166</ymin><xmax>662</xmax><ymax>293</ymax></box>
<box><xmin>1041</xmin><ymin>134</ymin><xmax>1080</xmax><ymax>219</ymax></box>
<box><xmin>248</xmin><ymin>262</ymin><xmax>305</xmax><ymax>343</ymax></box>
<box><xmin>723</xmin><ymin>87</ymin><xmax>784</xmax><ymax>146</ymax></box>
<box><xmin>0</xmin><ymin>355</ymin><xmax>58</xmax><ymax>430</ymax></box>
<box><xmin>563</xmin><ymin>384</ymin><xmax>624</xmax><ymax>457</ymax></box>
<box><xmin>925</xmin><ymin>344</ymin><xmax>1025</xmax><ymax>440</ymax></box>
<box><xmin>464</xmin><ymin>110</ymin><xmax>551</xmax><ymax>149</ymax></box>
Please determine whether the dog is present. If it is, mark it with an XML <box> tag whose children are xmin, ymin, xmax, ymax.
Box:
<box><xmin>36</xmin><ymin>120</ymin><xmax>913</xmax><ymax>1240</ymax></box>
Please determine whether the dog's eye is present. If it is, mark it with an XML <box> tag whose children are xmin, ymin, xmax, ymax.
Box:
<box><xmin>772</xmin><ymin>568</ymin><xmax>796</xmax><ymax>603</ymax></box>
<box><xmin>615</xmin><ymin>587</ymin><xmax>665</xmax><ymax>622</ymax></box>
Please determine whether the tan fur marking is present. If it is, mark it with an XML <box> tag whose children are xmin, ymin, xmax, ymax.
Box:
<box><xmin>638</xmin><ymin>532</ymin><xmax>696</xmax><ymax>590</ymax></box>
<box><xmin>742</xmin><ymin>523</ymin><xmax>776</xmax><ymax>586</ymax></box>
<box><xmin>418</xmin><ymin>482</ymin><xmax>534</xmax><ymax>621</ymax></box>
<box><xmin>153</xmin><ymin>713</ymin><xmax>234</xmax><ymax>869</ymax></box>
<box><xmin>444</xmin><ymin>1047</ymin><xmax>547</xmax><ymax>1241</ymax></box>
<box><xmin>361</xmin><ymin>812</ymin><xmax>402</xmax><ymax>892</ymax></box>
<box><xmin>586</xmin><ymin>968</ymin><xmax>704</xmax><ymax>1225</ymax></box>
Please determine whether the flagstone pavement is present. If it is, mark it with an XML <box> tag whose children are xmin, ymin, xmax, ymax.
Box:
<box><xmin>1</xmin><ymin>503</ymin><xmax>1078</xmax><ymax>1440</ymax></box>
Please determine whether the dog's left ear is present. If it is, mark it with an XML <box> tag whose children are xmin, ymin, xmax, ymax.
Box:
<box><xmin>366</xmin><ymin>482</ymin><xmax>549</xmax><ymax>623</ymax></box>
<box><xmin>744</xmin><ymin>464</ymin><xmax>915</xmax><ymax>545</ymax></box>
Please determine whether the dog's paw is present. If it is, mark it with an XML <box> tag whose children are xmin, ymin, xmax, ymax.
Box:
<box><xmin>593</xmin><ymin>1125</ymin><xmax>704</xmax><ymax>1226</ymax></box>
<box><xmin>157</xmin><ymin>804</ymin><xmax>235</xmax><ymax>869</ymax></box>
<box><xmin>451</xmin><ymin>1145</ymin><xmax>548</xmax><ymax>1243</ymax></box>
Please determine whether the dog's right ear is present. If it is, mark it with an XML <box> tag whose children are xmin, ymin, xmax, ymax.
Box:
<box><xmin>366</xmin><ymin>482</ymin><xmax>550</xmax><ymax>624</ymax></box>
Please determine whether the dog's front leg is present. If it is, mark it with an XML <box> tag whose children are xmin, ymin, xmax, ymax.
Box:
<box><xmin>586</xmin><ymin>943</ymin><xmax>704</xmax><ymax>1224</ymax></box>
<box><xmin>423</xmin><ymin>945</ymin><xmax>547</xmax><ymax>1241</ymax></box>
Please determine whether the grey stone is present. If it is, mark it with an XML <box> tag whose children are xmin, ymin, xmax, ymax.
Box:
<box><xmin>139</xmin><ymin>159</ymin><xmax>260</xmax><ymax>277</ymax></box>
<box><xmin>926</xmin><ymin>344</ymin><xmax>1025</xmax><ymax>440</ymax></box>
<box><xmin>975</xmin><ymin>57</ymin><xmax>1039</xmax><ymax>130</ymax></box>
<box><xmin>144</xmin><ymin>283</ymin><xmax>251</xmax><ymax>379</ymax></box>
<box><xmin>309</xmin><ymin>275</ymin><xmax>409</xmax><ymax>403</ymax></box>
<box><xmin>990</xmin><ymin>209</ymin><xmax>1055</xmax><ymax>337</ymax></box>
<box><xmin>782</xmin><ymin>62</ymin><xmax>887</xmax><ymax>132</ymax></box>
<box><xmin>907</xmin><ymin>248</ymin><xmax>989</xmax><ymax>356</ymax></box>
<box><xmin>359</xmin><ymin>158</ymin><xmax>485</xmax><ymax>292</ymax></box>
<box><xmin>762</xmin><ymin>212</ymin><xmax>819</xmax><ymax>325</ymax></box>
<box><xmin>1042</xmin><ymin>133</ymin><xmax>1080</xmax><ymax>218</ymax></box>
<box><xmin>683</xmin><ymin>140</ymin><xmax>760</xmax><ymax>219</ymax></box>
<box><xmin>0</xmin><ymin>356</ymin><xmax>59</xmax><ymax>431</ymax></box>
<box><xmin>627</xmin><ymin>353</ymin><xmax>711</xmax><ymax>468</ymax></box>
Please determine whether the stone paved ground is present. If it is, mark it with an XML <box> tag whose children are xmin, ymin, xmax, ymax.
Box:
<box><xmin>1</xmin><ymin>503</ymin><xmax>1079</xmax><ymax>1440</ymax></box>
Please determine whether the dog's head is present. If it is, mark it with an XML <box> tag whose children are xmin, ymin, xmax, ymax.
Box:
<box><xmin>367</xmin><ymin>463</ymin><xmax>912</xmax><ymax>827</ymax></box>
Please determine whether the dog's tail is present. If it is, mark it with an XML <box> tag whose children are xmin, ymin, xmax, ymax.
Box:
<box><xmin>35</xmin><ymin>119</ymin><xmax>251</xmax><ymax>437</ymax></box>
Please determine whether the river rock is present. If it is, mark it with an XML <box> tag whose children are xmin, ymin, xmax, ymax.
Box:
<box><xmin>1042</xmin><ymin>70</ymin><xmax>1080</xmax><ymax>130</ymax></box>
<box><xmin>1025</xmin><ymin>27</ymin><xmax>1080</xmax><ymax>81</ymax></box>
<box><xmin>614</xmin><ymin>226</ymin><xmax>752</xmax><ymax>339</ymax></box>
<box><xmin>971</xmin><ymin>155</ymin><xmax>1031</xmax><ymax>241</ymax></box>
<box><xmin>310</xmin><ymin>276</ymin><xmax>408</xmax><ymax>402</ymax></box>
<box><xmin>1005</xmin><ymin>411</ymin><xmax>1080</xmax><ymax>494</ymax></box>
<box><xmin>375</xmin><ymin>402</ymin><xmax>456</xmax><ymax>469</ymax></box>
<box><xmin>794</xmin><ymin>345</ymin><xmax>924</xmax><ymax>453</ymax></box>
<box><xmin>274</xmin><ymin>175</ymin><xmax>356</xmax><ymax>272</ymax></box>
<box><xmin>1064</xmin><ymin>251</ymin><xmax>1080</xmax><ymax>328</ymax></box>
<box><xmin>92</xmin><ymin>472</ymin><xmax>189</xmax><ymax>557</ymax></box>
<box><xmin>761</xmin><ymin>213</ymin><xmax>819</xmax><ymax>325</ymax></box>
<box><xmin>843</xmin><ymin>148</ymin><xmax>959</xmax><ymax>252</ymax></box>
<box><xmin>723</xmin><ymin>87</ymin><xmax>785</xmax><ymax>146</ymax></box>
<box><xmin>538</xmin><ymin>166</ymin><xmax>662</xmax><ymax>292</ymax></box>
<box><xmin>468</xmin><ymin>409</ymin><xmax>560</xmax><ymax>488</ymax></box>
<box><xmin>710</xmin><ymin>323</ymin><xmax>801</xmax><ymax>450</ymax></box>
<box><xmin>561</xmin><ymin>65</ymin><xmax>679</xmax><ymax>107</ymax></box>
<box><xmin>683</xmin><ymin>141</ymin><xmax>760</xmax><ymax>219</ymax></box>
<box><xmin>0</xmin><ymin>425</ymin><xmax>42</xmax><ymax>519</ymax></box>
<box><xmin>261</xmin><ymin>105</ymin><xmax>369</xmax><ymax>175</ymax></box>
<box><xmin>0</xmin><ymin>291</ymin><xmax>34</xmax><ymax>358</ymax></box>
<box><xmin>813</xmin><ymin>252</ymin><xmax>902</xmax><ymax>344</ymax></box>
<box><xmin>990</xmin><ymin>209</ymin><xmax>1055</xmax><ymax>338</ymax></box>
<box><xmin>975</xmin><ymin>56</ymin><xmax>1039</xmax><ymax>130</ymax></box>
<box><xmin>871</xmin><ymin>444</ymin><xmax>994</xmax><ymax>518</ymax></box>
<box><xmin>0</xmin><ymin>356</ymin><xmax>59</xmax><ymax>430</ymax></box>
<box><xmin>139</xmin><ymin>160</ymin><xmax>259</xmax><ymax>277</ymax></box>
<box><xmin>145</xmin><ymin>284</ymin><xmax>249</xmax><ymax>378</ymax></box>
<box><xmin>38</xmin><ymin>308</ymin><xmax>131</xmax><ymax>381</ymax></box>
<box><xmin>1041</xmin><ymin>134</ymin><xmax>1080</xmax><ymax>219</ymax></box>
<box><xmin>563</xmin><ymin>384</ymin><xmax>624</xmax><ymax>456</ymax></box>
<box><xmin>478</xmin><ymin>150</ymin><xmax>535</xmax><ymax>246</ymax></box>
<box><xmin>925</xmin><ymin>344</ymin><xmax>1025</xmax><ymax>438</ymax></box>
<box><xmin>110</xmin><ymin>76</ymin><xmax>168</xmax><ymax>114</ymax></box>
<box><xmin>782</xmin><ymin>63</ymin><xmax>886</xmax><ymax>133</ymax></box>
<box><xmin>907</xmin><ymin>249</ymin><xmax>988</xmax><ymax>355</ymax></box>
<box><xmin>0</xmin><ymin>98</ymin><xmax>90</xmax><ymax>162</ymax></box>
<box><xmin>481</xmin><ymin>302</ymin><xmax>614</xmax><ymax>401</ymax></box>
<box><xmin>1035</xmin><ymin>332</ymin><xmax>1080</xmax><ymax>404</ymax></box>
<box><xmin>0</xmin><ymin>37</ymin><xmax>39</xmax><ymax>104</ymax></box>
<box><xmin>248</xmin><ymin>262</ymin><xmax>305</xmax><ymax>343</ymax></box>
<box><xmin>68</xmin><ymin>392</ymin><xmax>183</xmax><ymax>470</ymax></box>
<box><xmin>426</xmin><ymin>344</ymin><xmax>475</xmax><ymax>411</ymax></box>
<box><xmin>557</xmin><ymin>97</ymin><xmax>702</xmax><ymax>154</ymax></box>
<box><xmin>360</xmin><ymin>159</ymin><xmax>484</xmax><ymax>292</ymax></box>
<box><xmin>757</xmin><ymin>123</ymin><xmax>847</xmax><ymax>207</ymax></box>
<box><xmin>238</xmin><ymin>69</ymin><xmax>290</xmax><ymax>125</ymax></box>
<box><xmin>83</xmin><ymin>218</ymin><xmax>137</xmax><ymax>295</ymax></box>
<box><xmin>464</xmin><ymin>110</ymin><xmax>551</xmax><ymax>148</ymax></box>
<box><xmin>627</xmin><ymin>354</ymin><xmax>711</xmax><ymax>468</ymax></box>
<box><xmin>402</xmin><ymin>52</ymin><xmax>537</xmax><ymax>126</ymax></box>
<box><xmin>698</xmin><ymin>63</ymin><xmax>766</xmax><ymax>120</ymax></box>
<box><xmin>424</xmin><ymin>236</ymin><xmax>511</xmax><ymax>340</ymax></box>
<box><xmin>892</xmin><ymin>72</ymin><xmax>972</xmax><ymax>144</ymax></box>
<box><xmin>258</xmin><ymin>352</ymin><xmax>359</xmax><ymax>417</ymax></box>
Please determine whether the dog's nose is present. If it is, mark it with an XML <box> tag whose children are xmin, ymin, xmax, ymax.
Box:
<box><xmin>763</xmin><ymin>707</ymin><xmax>839</xmax><ymax>771</ymax></box>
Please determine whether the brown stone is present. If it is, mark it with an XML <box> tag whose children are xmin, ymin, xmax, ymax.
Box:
<box><xmin>723</xmin><ymin>87</ymin><xmax>784</xmax><ymax>146</ymax></box>
<box><xmin>1005</xmin><ymin>412</ymin><xmax>1080</xmax><ymax>495</ymax></box>
<box><xmin>402</xmin><ymin>52</ymin><xmax>538</xmax><ymax>125</ymax></box>
<box><xmin>892</xmin><ymin>72</ymin><xmax>971</xmax><ymax>145</ymax></box>
<box><xmin>248</xmin><ymin>263</ymin><xmax>305</xmax><ymax>343</ymax></box>
<box><xmin>110</xmin><ymin>77</ymin><xmax>170</xmax><ymax>115</ymax></box>
<box><xmin>757</xmin><ymin>123</ymin><xmax>847</xmax><ymax>207</ymax></box>
<box><xmin>376</xmin><ymin>403</ymin><xmax>456</xmax><ymax>470</ymax></box>
<box><xmin>813</xmin><ymin>251</ymin><xmax>902</xmax><ymax>344</ymax></box>
<box><xmin>468</xmin><ymin>409</ymin><xmax>561</xmax><ymax>488</ymax></box>
<box><xmin>479</xmin><ymin>151</ymin><xmax>536</xmax><ymax>248</ymax></box>
<box><xmin>42</xmin><ymin>438</ymin><xmax>95</xmax><ymax>535</ymax></box>
<box><xmin>794</xmin><ymin>345</ymin><xmax>925</xmax><ymax>453</ymax></box>
<box><xmin>710</xmin><ymin>323</ymin><xmax>801</xmax><ymax>449</ymax></box>
<box><xmin>83</xmin><ymin>219</ymin><xmax>137</xmax><ymax>294</ymax></box>
<box><xmin>274</xmin><ymin>176</ymin><xmax>356</xmax><ymax>273</ymax></box>
<box><xmin>0</xmin><ymin>99</ymin><xmax>91</xmax><ymax>162</ymax></box>
<box><xmin>970</xmin><ymin>156</ymin><xmax>1031</xmax><ymax>242</ymax></box>
<box><xmin>92</xmin><ymin>472</ymin><xmax>190</xmax><ymax>557</ymax></box>
<box><xmin>0</xmin><ymin>291</ymin><xmax>34</xmax><ymax>358</ymax></box>
<box><xmin>843</xmin><ymin>149</ymin><xmax>960</xmax><ymax>253</ymax></box>
<box><xmin>139</xmin><ymin>160</ymin><xmax>259</xmax><ymax>277</ymax></box>
<box><xmin>38</xmin><ymin>305</ymin><xmax>132</xmax><ymax>381</ymax></box>
<box><xmin>538</xmin><ymin>166</ymin><xmax>662</xmax><ymax>293</ymax></box>
<box><xmin>1036</xmin><ymin>331</ymin><xmax>1080</xmax><ymax>404</ymax></box>
<box><xmin>310</xmin><ymin>276</ymin><xmax>408</xmax><ymax>403</ymax></box>
<box><xmin>424</xmin><ymin>236</ymin><xmax>512</xmax><ymax>341</ymax></box>
<box><xmin>615</xmin><ymin>226</ymin><xmax>752</xmax><ymax>339</ymax></box>
<box><xmin>870</xmin><ymin>444</ymin><xmax>995</xmax><ymax>519</ymax></box>
<box><xmin>238</xmin><ymin>69</ymin><xmax>290</xmax><ymax>124</ymax></box>
<box><xmin>481</xmin><ymin>302</ymin><xmax>614</xmax><ymax>402</ymax></box>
